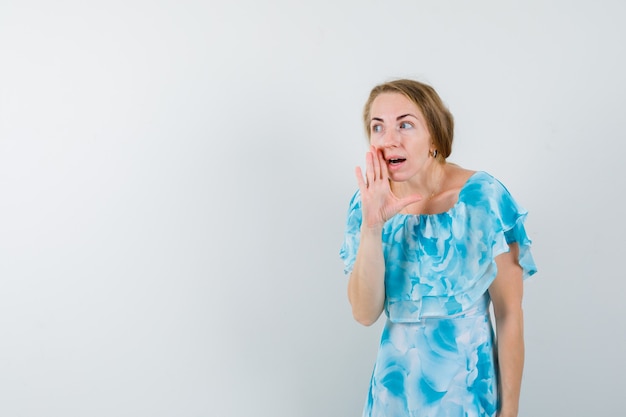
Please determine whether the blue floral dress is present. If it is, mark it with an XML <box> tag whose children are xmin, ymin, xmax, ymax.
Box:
<box><xmin>340</xmin><ymin>171</ymin><xmax>537</xmax><ymax>417</ymax></box>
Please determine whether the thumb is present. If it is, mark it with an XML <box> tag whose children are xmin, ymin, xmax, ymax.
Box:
<box><xmin>391</xmin><ymin>194</ymin><xmax>423</xmax><ymax>215</ymax></box>
<box><xmin>400</xmin><ymin>194</ymin><xmax>423</xmax><ymax>208</ymax></box>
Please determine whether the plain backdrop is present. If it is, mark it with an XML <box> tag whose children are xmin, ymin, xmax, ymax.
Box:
<box><xmin>1</xmin><ymin>1</ymin><xmax>625</xmax><ymax>416</ymax></box>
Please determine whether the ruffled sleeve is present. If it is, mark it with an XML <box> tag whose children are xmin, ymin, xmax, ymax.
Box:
<box><xmin>339</xmin><ymin>190</ymin><xmax>362</xmax><ymax>275</ymax></box>
<box><xmin>485</xmin><ymin>176</ymin><xmax>538</xmax><ymax>280</ymax></box>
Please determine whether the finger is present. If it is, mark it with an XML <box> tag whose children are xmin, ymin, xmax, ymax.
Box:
<box><xmin>396</xmin><ymin>194</ymin><xmax>423</xmax><ymax>212</ymax></box>
<box><xmin>402</xmin><ymin>194</ymin><xmax>423</xmax><ymax>205</ymax></box>
<box><xmin>355</xmin><ymin>166</ymin><xmax>367</xmax><ymax>190</ymax></box>
<box><xmin>378</xmin><ymin>149</ymin><xmax>390</xmax><ymax>180</ymax></box>
<box><xmin>387</xmin><ymin>194</ymin><xmax>423</xmax><ymax>218</ymax></box>
<box><xmin>365</xmin><ymin>151</ymin><xmax>375</xmax><ymax>185</ymax></box>
<box><xmin>370</xmin><ymin>146</ymin><xmax>382</xmax><ymax>180</ymax></box>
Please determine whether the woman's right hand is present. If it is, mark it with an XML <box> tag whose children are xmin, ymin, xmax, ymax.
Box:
<box><xmin>355</xmin><ymin>146</ymin><xmax>422</xmax><ymax>229</ymax></box>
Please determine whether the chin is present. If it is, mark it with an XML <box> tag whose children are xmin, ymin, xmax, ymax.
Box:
<box><xmin>388</xmin><ymin>175</ymin><xmax>407</xmax><ymax>183</ymax></box>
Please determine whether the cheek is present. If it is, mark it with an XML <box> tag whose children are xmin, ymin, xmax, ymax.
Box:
<box><xmin>369</xmin><ymin>134</ymin><xmax>382</xmax><ymax>146</ymax></box>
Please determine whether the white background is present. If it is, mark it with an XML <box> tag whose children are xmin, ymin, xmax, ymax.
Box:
<box><xmin>1</xmin><ymin>1</ymin><xmax>624</xmax><ymax>416</ymax></box>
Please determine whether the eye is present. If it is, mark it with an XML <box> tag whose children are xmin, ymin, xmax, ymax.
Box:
<box><xmin>399</xmin><ymin>121</ymin><xmax>413</xmax><ymax>129</ymax></box>
<box><xmin>371</xmin><ymin>124</ymin><xmax>383</xmax><ymax>133</ymax></box>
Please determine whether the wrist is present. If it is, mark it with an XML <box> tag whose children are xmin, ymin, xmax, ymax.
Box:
<box><xmin>360</xmin><ymin>224</ymin><xmax>383</xmax><ymax>237</ymax></box>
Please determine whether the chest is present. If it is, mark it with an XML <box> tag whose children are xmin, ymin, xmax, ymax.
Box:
<box><xmin>381</xmin><ymin>209</ymin><xmax>494</xmax><ymax>296</ymax></box>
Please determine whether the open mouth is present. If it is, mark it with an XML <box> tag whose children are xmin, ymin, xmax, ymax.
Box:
<box><xmin>388</xmin><ymin>158</ymin><xmax>406</xmax><ymax>165</ymax></box>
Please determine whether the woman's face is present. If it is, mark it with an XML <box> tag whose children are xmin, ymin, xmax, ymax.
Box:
<box><xmin>368</xmin><ymin>92</ymin><xmax>434</xmax><ymax>182</ymax></box>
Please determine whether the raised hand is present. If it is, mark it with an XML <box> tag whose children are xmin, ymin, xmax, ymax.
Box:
<box><xmin>355</xmin><ymin>146</ymin><xmax>422</xmax><ymax>228</ymax></box>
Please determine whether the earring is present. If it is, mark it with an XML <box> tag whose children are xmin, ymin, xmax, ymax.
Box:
<box><xmin>431</xmin><ymin>149</ymin><xmax>438</xmax><ymax>158</ymax></box>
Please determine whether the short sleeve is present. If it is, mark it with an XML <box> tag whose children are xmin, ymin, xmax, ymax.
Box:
<box><xmin>488</xmin><ymin>177</ymin><xmax>538</xmax><ymax>280</ymax></box>
<box><xmin>339</xmin><ymin>190</ymin><xmax>362</xmax><ymax>275</ymax></box>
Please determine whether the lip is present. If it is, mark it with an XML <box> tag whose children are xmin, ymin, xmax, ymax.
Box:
<box><xmin>386</xmin><ymin>156</ymin><xmax>407</xmax><ymax>171</ymax></box>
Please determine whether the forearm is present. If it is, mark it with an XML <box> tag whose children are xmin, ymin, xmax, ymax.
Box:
<box><xmin>495</xmin><ymin>309</ymin><xmax>525</xmax><ymax>417</ymax></box>
<box><xmin>348</xmin><ymin>226</ymin><xmax>386</xmax><ymax>326</ymax></box>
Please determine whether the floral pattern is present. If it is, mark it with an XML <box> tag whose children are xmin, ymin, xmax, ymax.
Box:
<box><xmin>340</xmin><ymin>171</ymin><xmax>537</xmax><ymax>417</ymax></box>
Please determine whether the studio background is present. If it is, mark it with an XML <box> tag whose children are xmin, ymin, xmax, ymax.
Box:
<box><xmin>1</xmin><ymin>1</ymin><xmax>624</xmax><ymax>416</ymax></box>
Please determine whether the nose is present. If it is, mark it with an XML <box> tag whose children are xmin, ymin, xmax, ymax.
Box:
<box><xmin>374</xmin><ymin>128</ymin><xmax>400</xmax><ymax>148</ymax></box>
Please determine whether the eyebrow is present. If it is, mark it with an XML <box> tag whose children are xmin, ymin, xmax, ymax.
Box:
<box><xmin>370</xmin><ymin>113</ymin><xmax>419</xmax><ymax>123</ymax></box>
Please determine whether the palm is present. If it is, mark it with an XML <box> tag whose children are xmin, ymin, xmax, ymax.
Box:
<box><xmin>356</xmin><ymin>147</ymin><xmax>422</xmax><ymax>228</ymax></box>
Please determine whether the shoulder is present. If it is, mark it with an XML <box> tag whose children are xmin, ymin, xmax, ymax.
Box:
<box><xmin>346</xmin><ymin>188</ymin><xmax>362</xmax><ymax>211</ymax></box>
<box><xmin>343</xmin><ymin>189</ymin><xmax>363</xmax><ymax>229</ymax></box>
<box><xmin>460</xmin><ymin>171</ymin><xmax>528</xmax><ymax>228</ymax></box>
<box><xmin>460</xmin><ymin>171</ymin><xmax>511</xmax><ymax>204</ymax></box>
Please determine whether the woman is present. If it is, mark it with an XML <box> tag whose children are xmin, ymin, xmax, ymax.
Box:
<box><xmin>340</xmin><ymin>79</ymin><xmax>537</xmax><ymax>417</ymax></box>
